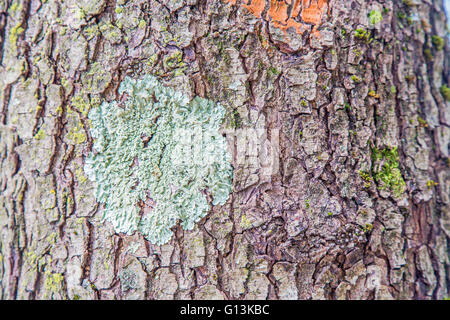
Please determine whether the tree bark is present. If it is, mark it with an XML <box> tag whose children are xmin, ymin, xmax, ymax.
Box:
<box><xmin>0</xmin><ymin>0</ymin><xmax>449</xmax><ymax>300</ymax></box>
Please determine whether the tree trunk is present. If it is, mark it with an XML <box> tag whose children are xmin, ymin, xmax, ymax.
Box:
<box><xmin>0</xmin><ymin>0</ymin><xmax>449</xmax><ymax>300</ymax></box>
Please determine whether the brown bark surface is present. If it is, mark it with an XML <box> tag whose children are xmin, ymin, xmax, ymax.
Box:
<box><xmin>0</xmin><ymin>0</ymin><xmax>449</xmax><ymax>300</ymax></box>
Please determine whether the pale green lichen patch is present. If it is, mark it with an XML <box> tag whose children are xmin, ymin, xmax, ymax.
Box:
<box><xmin>84</xmin><ymin>75</ymin><xmax>233</xmax><ymax>245</ymax></box>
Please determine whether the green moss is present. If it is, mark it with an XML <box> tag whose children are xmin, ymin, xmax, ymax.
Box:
<box><xmin>432</xmin><ymin>35</ymin><xmax>444</xmax><ymax>51</ymax></box>
<box><xmin>424</xmin><ymin>48</ymin><xmax>434</xmax><ymax>62</ymax></box>
<box><xmin>84</xmin><ymin>75</ymin><xmax>233</xmax><ymax>245</ymax></box>
<box><xmin>268</xmin><ymin>66</ymin><xmax>280</xmax><ymax>77</ymax></box>
<box><xmin>397</xmin><ymin>11</ymin><xmax>407</xmax><ymax>20</ymax></box>
<box><xmin>426</xmin><ymin>180</ymin><xmax>438</xmax><ymax>189</ymax></box>
<box><xmin>368</xmin><ymin>10</ymin><xmax>383</xmax><ymax>25</ymax></box>
<box><xmin>227</xmin><ymin>109</ymin><xmax>242</xmax><ymax>129</ymax></box>
<box><xmin>368</xmin><ymin>90</ymin><xmax>380</xmax><ymax>98</ymax></box>
<box><xmin>371</xmin><ymin>146</ymin><xmax>406</xmax><ymax>197</ymax></box>
<box><xmin>222</xmin><ymin>51</ymin><xmax>231</xmax><ymax>66</ymax></box>
<box><xmin>352</xmin><ymin>48</ymin><xmax>362</xmax><ymax>57</ymax></box>
<box><xmin>417</xmin><ymin>116</ymin><xmax>428</xmax><ymax>128</ymax></box>
<box><xmin>358</xmin><ymin>170</ymin><xmax>373</xmax><ymax>188</ymax></box>
<box><xmin>440</xmin><ymin>84</ymin><xmax>450</xmax><ymax>101</ymax></box>
<box><xmin>363</xmin><ymin>223</ymin><xmax>373</xmax><ymax>233</ymax></box>
<box><xmin>354</xmin><ymin>28</ymin><xmax>373</xmax><ymax>43</ymax></box>
<box><xmin>351</xmin><ymin>75</ymin><xmax>361</xmax><ymax>83</ymax></box>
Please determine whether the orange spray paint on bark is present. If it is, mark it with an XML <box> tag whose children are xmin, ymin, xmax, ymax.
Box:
<box><xmin>223</xmin><ymin>0</ymin><xmax>329</xmax><ymax>38</ymax></box>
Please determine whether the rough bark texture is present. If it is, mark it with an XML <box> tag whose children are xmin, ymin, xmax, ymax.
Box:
<box><xmin>0</xmin><ymin>0</ymin><xmax>449</xmax><ymax>300</ymax></box>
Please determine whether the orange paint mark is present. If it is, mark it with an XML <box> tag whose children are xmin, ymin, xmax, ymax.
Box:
<box><xmin>223</xmin><ymin>0</ymin><xmax>329</xmax><ymax>50</ymax></box>
<box><xmin>243</xmin><ymin>0</ymin><xmax>266</xmax><ymax>18</ymax></box>
<box><xmin>267</xmin><ymin>0</ymin><xmax>290</xmax><ymax>24</ymax></box>
<box><xmin>290</xmin><ymin>0</ymin><xmax>303</xmax><ymax>19</ymax></box>
<box><xmin>223</xmin><ymin>0</ymin><xmax>328</xmax><ymax>34</ymax></box>
<box><xmin>301</xmin><ymin>0</ymin><xmax>328</xmax><ymax>25</ymax></box>
<box><xmin>264</xmin><ymin>0</ymin><xmax>305</xmax><ymax>36</ymax></box>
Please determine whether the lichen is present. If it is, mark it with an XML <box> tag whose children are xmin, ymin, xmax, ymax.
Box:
<box><xmin>9</xmin><ymin>23</ymin><xmax>24</xmax><ymax>50</ymax></box>
<box><xmin>44</xmin><ymin>272</ymin><xmax>64</xmax><ymax>296</ymax></box>
<box><xmin>34</xmin><ymin>127</ymin><xmax>46</xmax><ymax>140</ymax></box>
<box><xmin>84</xmin><ymin>75</ymin><xmax>233</xmax><ymax>245</ymax></box>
